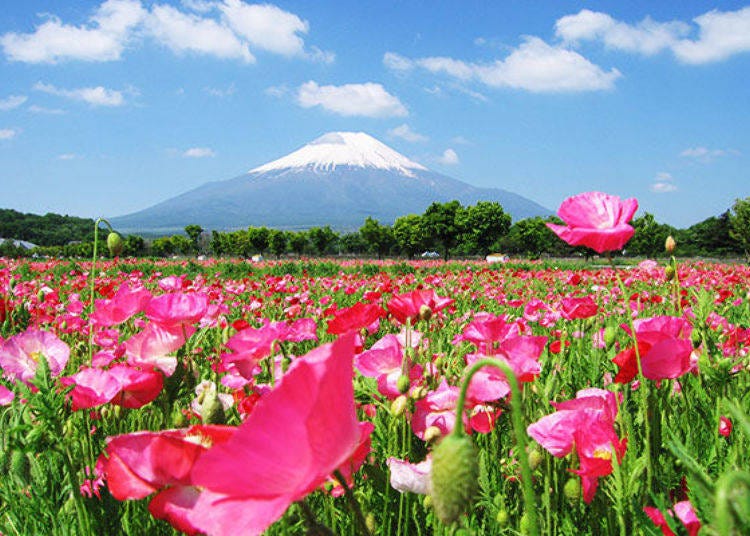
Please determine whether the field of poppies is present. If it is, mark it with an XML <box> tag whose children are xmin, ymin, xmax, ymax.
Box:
<box><xmin>1</xmin><ymin>192</ymin><xmax>749</xmax><ymax>535</ymax></box>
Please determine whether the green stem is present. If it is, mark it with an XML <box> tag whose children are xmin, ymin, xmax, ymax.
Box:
<box><xmin>609</xmin><ymin>259</ymin><xmax>654</xmax><ymax>496</ymax></box>
<box><xmin>453</xmin><ymin>358</ymin><xmax>539</xmax><ymax>536</ymax></box>
<box><xmin>297</xmin><ymin>500</ymin><xmax>336</xmax><ymax>536</ymax></box>
<box><xmin>334</xmin><ymin>469</ymin><xmax>372</xmax><ymax>536</ymax></box>
<box><xmin>715</xmin><ymin>470</ymin><xmax>750</xmax><ymax>535</ymax></box>
<box><xmin>88</xmin><ymin>217</ymin><xmax>114</xmax><ymax>363</ymax></box>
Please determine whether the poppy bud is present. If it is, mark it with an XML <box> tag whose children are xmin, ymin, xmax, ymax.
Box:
<box><xmin>430</xmin><ymin>434</ymin><xmax>479</xmax><ymax>525</ymax></box>
<box><xmin>396</xmin><ymin>374</ymin><xmax>410</xmax><ymax>394</ymax></box>
<box><xmin>528</xmin><ymin>449</ymin><xmax>544</xmax><ymax>471</ymax></box>
<box><xmin>107</xmin><ymin>232</ymin><xmax>124</xmax><ymax>256</ymax></box>
<box><xmin>424</xmin><ymin>425</ymin><xmax>442</xmax><ymax>443</ymax></box>
<box><xmin>665</xmin><ymin>265</ymin><xmax>675</xmax><ymax>280</ymax></box>
<box><xmin>201</xmin><ymin>385</ymin><xmax>226</xmax><ymax>425</ymax></box>
<box><xmin>603</xmin><ymin>326</ymin><xmax>616</xmax><ymax>349</ymax></box>
<box><xmin>410</xmin><ymin>385</ymin><xmax>428</xmax><ymax>400</ymax></box>
<box><xmin>665</xmin><ymin>235</ymin><xmax>676</xmax><ymax>254</ymax></box>
<box><xmin>691</xmin><ymin>330</ymin><xmax>702</xmax><ymax>348</ymax></box>
<box><xmin>419</xmin><ymin>304</ymin><xmax>433</xmax><ymax>322</ymax></box>
<box><xmin>563</xmin><ymin>477</ymin><xmax>581</xmax><ymax>502</ymax></box>
<box><xmin>496</xmin><ymin>509</ymin><xmax>510</xmax><ymax>527</ymax></box>
<box><xmin>390</xmin><ymin>395</ymin><xmax>408</xmax><ymax>417</ymax></box>
<box><xmin>520</xmin><ymin>512</ymin><xmax>533</xmax><ymax>534</ymax></box>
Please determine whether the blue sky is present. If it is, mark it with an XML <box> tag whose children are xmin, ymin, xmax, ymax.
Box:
<box><xmin>0</xmin><ymin>1</ymin><xmax>748</xmax><ymax>228</ymax></box>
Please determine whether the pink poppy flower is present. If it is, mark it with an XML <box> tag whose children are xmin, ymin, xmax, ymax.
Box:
<box><xmin>561</xmin><ymin>296</ymin><xmax>598</xmax><ymax>320</ymax></box>
<box><xmin>90</xmin><ymin>283</ymin><xmax>152</xmax><ymax>327</ymax></box>
<box><xmin>411</xmin><ymin>380</ymin><xmax>462</xmax><ymax>440</ymax></box>
<box><xmin>124</xmin><ymin>323</ymin><xmax>194</xmax><ymax>376</ymax></box>
<box><xmin>0</xmin><ymin>383</ymin><xmax>14</xmax><ymax>405</ymax></box>
<box><xmin>0</xmin><ymin>328</ymin><xmax>70</xmax><ymax>384</ymax></box>
<box><xmin>527</xmin><ymin>388</ymin><xmax>625</xmax><ymax>503</ymax></box>
<box><xmin>387</xmin><ymin>289</ymin><xmax>453</xmax><ymax>325</ymax></box>
<box><xmin>62</xmin><ymin>364</ymin><xmax>164</xmax><ymax>410</ymax></box>
<box><xmin>546</xmin><ymin>191</ymin><xmax>638</xmax><ymax>253</ymax></box>
<box><xmin>719</xmin><ymin>416</ymin><xmax>732</xmax><ymax>437</ymax></box>
<box><xmin>355</xmin><ymin>333</ymin><xmax>421</xmax><ymax>398</ymax></box>
<box><xmin>187</xmin><ymin>333</ymin><xmax>365</xmax><ymax>535</ymax></box>
<box><xmin>613</xmin><ymin>316</ymin><xmax>693</xmax><ymax>384</ymax></box>
<box><xmin>145</xmin><ymin>292</ymin><xmax>209</xmax><ymax>330</ymax></box>
<box><xmin>101</xmin><ymin>425</ymin><xmax>236</xmax><ymax>535</ymax></box>
<box><xmin>327</xmin><ymin>302</ymin><xmax>385</xmax><ymax>335</ymax></box>
<box><xmin>220</xmin><ymin>318</ymin><xmax>318</xmax><ymax>379</ymax></box>
<box><xmin>644</xmin><ymin>500</ymin><xmax>701</xmax><ymax>536</ymax></box>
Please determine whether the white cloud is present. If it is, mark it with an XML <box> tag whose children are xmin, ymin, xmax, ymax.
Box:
<box><xmin>388</xmin><ymin>124</ymin><xmax>428</xmax><ymax>143</ymax></box>
<box><xmin>1</xmin><ymin>1</ymin><xmax>330</xmax><ymax>65</ymax></box>
<box><xmin>205</xmin><ymin>83</ymin><xmax>236</xmax><ymax>97</ymax></box>
<box><xmin>219</xmin><ymin>0</ymin><xmax>305</xmax><ymax>56</ymax></box>
<box><xmin>296</xmin><ymin>81</ymin><xmax>408</xmax><ymax>118</ymax></box>
<box><xmin>556</xmin><ymin>10</ymin><xmax>689</xmax><ymax>55</ymax></box>
<box><xmin>183</xmin><ymin>147</ymin><xmax>216</xmax><ymax>158</ymax></box>
<box><xmin>34</xmin><ymin>82</ymin><xmax>126</xmax><ymax>107</ymax></box>
<box><xmin>0</xmin><ymin>95</ymin><xmax>28</xmax><ymax>111</ymax></box>
<box><xmin>384</xmin><ymin>37</ymin><xmax>620</xmax><ymax>93</ymax></box>
<box><xmin>0</xmin><ymin>128</ymin><xmax>18</xmax><ymax>140</ymax></box>
<box><xmin>58</xmin><ymin>153</ymin><xmax>78</xmax><ymax>160</ymax></box>
<box><xmin>147</xmin><ymin>4</ymin><xmax>254</xmax><ymax>62</ymax></box>
<box><xmin>28</xmin><ymin>104</ymin><xmax>66</xmax><ymax>114</ymax></box>
<box><xmin>650</xmin><ymin>172</ymin><xmax>678</xmax><ymax>193</ymax></box>
<box><xmin>556</xmin><ymin>7</ymin><xmax>750</xmax><ymax>64</ymax></box>
<box><xmin>0</xmin><ymin>0</ymin><xmax>145</xmax><ymax>63</ymax></box>
<box><xmin>264</xmin><ymin>85</ymin><xmax>289</xmax><ymax>98</ymax></box>
<box><xmin>451</xmin><ymin>136</ymin><xmax>471</xmax><ymax>145</ymax></box>
<box><xmin>437</xmin><ymin>148</ymin><xmax>459</xmax><ymax>165</ymax></box>
<box><xmin>673</xmin><ymin>7</ymin><xmax>750</xmax><ymax>64</ymax></box>
<box><xmin>680</xmin><ymin>146</ymin><xmax>739</xmax><ymax>162</ymax></box>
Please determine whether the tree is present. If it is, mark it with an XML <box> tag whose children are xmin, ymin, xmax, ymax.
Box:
<box><xmin>393</xmin><ymin>214</ymin><xmax>426</xmax><ymax>259</ymax></box>
<box><xmin>359</xmin><ymin>217</ymin><xmax>395</xmax><ymax>259</ymax></box>
<box><xmin>729</xmin><ymin>197</ymin><xmax>750</xmax><ymax>257</ymax></box>
<box><xmin>340</xmin><ymin>232</ymin><xmax>367</xmax><ymax>255</ymax></box>
<box><xmin>628</xmin><ymin>213</ymin><xmax>676</xmax><ymax>257</ymax></box>
<box><xmin>247</xmin><ymin>227</ymin><xmax>270</xmax><ymax>255</ymax></box>
<box><xmin>171</xmin><ymin>235</ymin><xmax>193</xmax><ymax>255</ymax></box>
<box><xmin>288</xmin><ymin>231</ymin><xmax>310</xmax><ymax>256</ymax></box>
<box><xmin>308</xmin><ymin>226</ymin><xmax>339</xmax><ymax>256</ymax></box>
<box><xmin>499</xmin><ymin>217</ymin><xmax>561</xmax><ymax>258</ymax></box>
<box><xmin>457</xmin><ymin>201</ymin><xmax>511</xmax><ymax>255</ymax></box>
<box><xmin>122</xmin><ymin>235</ymin><xmax>145</xmax><ymax>256</ymax></box>
<box><xmin>268</xmin><ymin>229</ymin><xmax>288</xmax><ymax>258</ymax></box>
<box><xmin>184</xmin><ymin>224</ymin><xmax>203</xmax><ymax>253</ymax></box>
<box><xmin>151</xmin><ymin>237</ymin><xmax>175</xmax><ymax>257</ymax></box>
<box><xmin>420</xmin><ymin>200</ymin><xmax>463</xmax><ymax>259</ymax></box>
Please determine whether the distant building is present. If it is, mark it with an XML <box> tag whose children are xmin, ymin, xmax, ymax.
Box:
<box><xmin>0</xmin><ymin>238</ymin><xmax>37</xmax><ymax>250</ymax></box>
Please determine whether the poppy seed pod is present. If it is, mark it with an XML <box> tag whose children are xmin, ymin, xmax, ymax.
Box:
<box><xmin>430</xmin><ymin>433</ymin><xmax>479</xmax><ymax>525</ymax></box>
<box><xmin>665</xmin><ymin>235</ymin><xmax>676</xmax><ymax>254</ymax></box>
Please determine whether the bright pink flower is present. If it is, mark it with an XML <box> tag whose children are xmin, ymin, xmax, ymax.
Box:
<box><xmin>644</xmin><ymin>506</ymin><xmax>676</xmax><ymax>536</ymax></box>
<box><xmin>719</xmin><ymin>416</ymin><xmax>732</xmax><ymax>437</ymax></box>
<box><xmin>124</xmin><ymin>323</ymin><xmax>194</xmax><ymax>376</ymax></box>
<box><xmin>188</xmin><ymin>333</ymin><xmax>365</xmax><ymax>536</ymax></box>
<box><xmin>613</xmin><ymin>316</ymin><xmax>693</xmax><ymax>384</ymax></box>
<box><xmin>411</xmin><ymin>379</ymin><xmax>463</xmax><ymax>440</ymax></box>
<box><xmin>355</xmin><ymin>333</ymin><xmax>421</xmax><ymax>398</ymax></box>
<box><xmin>546</xmin><ymin>191</ymin><xmax>638</xmax><ymax>253</ymax></box>
<box><xmin>673</xmin><ymin>500</ymin><xmax>701</xmax><ymax>536</ymax></box>
<box><xmin>327</xmin><ymin>302</ymin><xmax>385</xmax><ymax>335</ymax></box>
<box><xmin>0</xmin><ymin>328</ymin><xmax>70</xmax><ymax>384</ymax></box>
<box><xmin>101</xmin><ymin>425</ymin><xmax>235</xmax><ymax>535</ymax></box>
<box><xmin>0</xmin><ymin>383</ymin><xmax>14</xmax><ymax>405</ymax></box>
<box><xmin>561</xmin><ymin>296</ymin><xmax>598</xmax><ymax>320</ymax></box>
<box><xmin>527</xmin><ymin>388</ymin><xmax>625</xmax><ymax>503</ymax></box>
<box><xmin>145</xmin><ymin>292</ymin><xmax>209</xmax><ymax>330</ymax></box>
<box><xmin>387</xmin><ymin>289</ymin><xmax>453</xmax><ymax>325</ymax></box>
<box><xmin>61</xmin><ymin>364</ymin><xmax>164</xmax><ymax>410</ymax></box>
<box><xmin>91</xmin><ymin>283</ymin><xmax>152</xmax><ymax>327</ymax></box>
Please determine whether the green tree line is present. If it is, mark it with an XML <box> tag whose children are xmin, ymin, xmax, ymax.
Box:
<box><xmin>2</xmin><ymin>198</ymin><xmax>749</xmax><ymax>259</ymax></box>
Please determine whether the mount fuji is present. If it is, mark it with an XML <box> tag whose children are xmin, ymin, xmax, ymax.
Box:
<box><xmin>110</xmin><ymin>132</ymin><xmax>551</xmax><ymax>233</ymax></box>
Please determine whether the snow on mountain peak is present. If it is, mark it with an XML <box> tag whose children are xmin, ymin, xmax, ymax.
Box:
<box><xmin>249</xmin><ymin>131</ymin><xmax>428</xmax><ymax>177</ymax></box>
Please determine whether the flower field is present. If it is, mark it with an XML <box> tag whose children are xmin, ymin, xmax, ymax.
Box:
<box><xmin>1</xmin><ymin>194</ymin><xmax>749</xmax><ymax>535</ymax></box>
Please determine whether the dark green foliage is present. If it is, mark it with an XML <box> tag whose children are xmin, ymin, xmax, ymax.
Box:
<box><xmin>0</xmin><ymin>209</ymin><xmax>95</xmax><ymax>247</ymax></box>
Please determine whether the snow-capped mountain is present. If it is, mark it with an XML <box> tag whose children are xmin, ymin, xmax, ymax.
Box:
<box><xmin>110</xmin><ymin>132</ymin><xmax>551</xmax><ymax>233</ymax></box>
<box><xmin>251</xmin><ymin>131</ymin><xmax>427</xmax><ymax>177</ymax></box>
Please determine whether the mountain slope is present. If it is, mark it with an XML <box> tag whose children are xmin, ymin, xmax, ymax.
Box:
<box><xmin>111</xmin><ymin>132</ymin><xmax>551</xmax><ymax>233</ymax></box>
